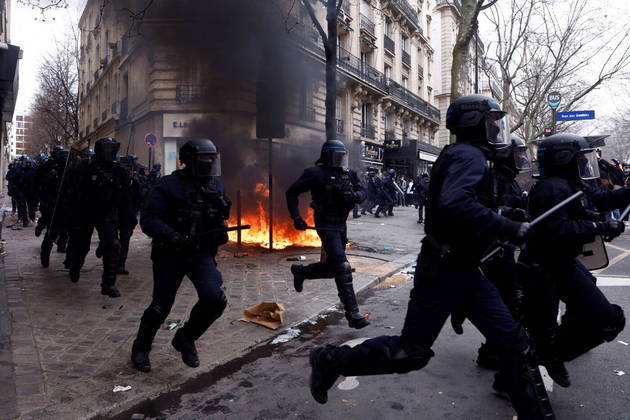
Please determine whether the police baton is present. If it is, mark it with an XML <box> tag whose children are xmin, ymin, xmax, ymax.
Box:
<box><xmin>306</xmin><ymin>226</ymin><xmax>345</xmax><ymax>233</ymax></box>
<box><xmin>617</xmin><ymin>203</ymin><xmax>630</xmax><ymax>221</ymax></box>
<box><xmin>480</xmin><ymin>190</ymin><xmax>585</xmax><ymax>263</ymax></box>
<box><xmin>196</xmin><ymin>224</ymin><xmax>251</xmax><ymax>237</ymax></box>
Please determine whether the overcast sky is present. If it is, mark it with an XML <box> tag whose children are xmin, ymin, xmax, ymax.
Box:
<box><xmin>10</xmin><ymin>0</ymin><xmax>630</xmax><ymax>125</ymax></box>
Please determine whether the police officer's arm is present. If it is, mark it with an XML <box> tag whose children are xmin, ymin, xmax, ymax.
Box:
<box><xmin>350</xmin><ymin>171</ymin><xmax>367</xmax><ymax>203</ymax></box>
<box><xmin>215</xmin><ymin>178</ymin><xmax>231</xmax><ymax>219</ymax></box>
<box><xmin>581</xmin><ymin>181</ymin><xmax>630</xmax><ymax>212</ymax></box>
<box><xmin>438</xmin><ymin>147</ymin><xmax>512</xmax><ymax>235</ymax></box>
<box><xmin>286</xmin><ymin>169</ymin><xmax>316</xmax><ymax>220</ymax></box>
<box><xmin>140</xmin><ymin>178</ymin><xmax>178</xmax><ymax>240</ymax></box>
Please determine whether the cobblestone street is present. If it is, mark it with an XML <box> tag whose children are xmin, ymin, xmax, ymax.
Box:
<box><xmin>0</xmin><ymin>206</ymin><xmax>423</xmax><ymax>419</ymax></box>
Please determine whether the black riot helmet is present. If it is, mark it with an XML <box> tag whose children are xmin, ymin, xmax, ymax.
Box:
<box><xmin>495</xmin><ymin>135</ymin><xmax>533</xmax><ymax>173</ymax></box>
<box><xmin>119</xmin><ymin>155</ymin><xmax>137</xmax><ymax>174</ymax></box>
<box><xmin>94</xmin><ymin>138</ymin><xmax>120</xmax><ymax>162</ymax></box>
<box><xmin>51</xmin><ymin>146</ymin><xmax>64</xmax><ymax>160</ymax></box>
<box><xmin>317</xmin><ymin>139</ymin><xmax>348</xmax><ymax>168</ymax></box>
<box><xmin>537</xmin><ymin>133</ymin><xmax>599</xmax><ymax>180</ymax></box>
<box><xmin>446</xmin><ymin>94</ymin><xmax>510</xmax><ymax>147</ymax></box>
<box><xmin>179</xmin><ymin>138</ymin><xmax>221</xmax><ymax>178</ymax></box>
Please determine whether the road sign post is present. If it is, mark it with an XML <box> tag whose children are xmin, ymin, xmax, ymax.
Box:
<box><xmin>547</xmin><ymin>91</ymin><xmax>561</xmax><ymax>132</ymax></box>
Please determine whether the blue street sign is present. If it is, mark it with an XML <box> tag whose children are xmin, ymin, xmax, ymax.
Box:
<box><xmin>555</xmin><ymin>110</ymin><xmax>595</xmax><ymax>121</ymax></box>
<box><xmin>145</xmin><ymin>133</ymin><xmax>158</xmax><ymax>147</ymax></box>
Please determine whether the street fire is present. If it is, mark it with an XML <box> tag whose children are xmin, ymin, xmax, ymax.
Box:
<box><xmin>228</xmin><ymin>183</ymin><xmax>322</xmax><ymax>250</ymax></box>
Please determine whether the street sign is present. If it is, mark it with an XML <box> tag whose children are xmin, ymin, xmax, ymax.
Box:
<box><xmin>145</xmin><ymin>133</ymin><xmax>158</xmax><ymax>147</ymax></box>
<box><xmin>384</xmin><ymin>139</ymin><xmax>401</xmax><ymax>148</ymax></box>
<box><xmin>544</xmin><ymin>127</ymin><xmax>554</xmax><ymax>137</ymax></box>
<box><xmin>547</xmin><ymin>91</ymin><xmax>562</xmax><ymax>108</ymax></box>
<box><xmin>555</xmin><ymin>110</ymin><xmax>595</xmax><ymax>121</ymax></box>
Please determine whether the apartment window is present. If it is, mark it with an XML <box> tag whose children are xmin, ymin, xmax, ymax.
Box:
<box><xmin>385</xmin><ymin>17</ymin><xmax>393</xmax><ymax>37</ymax></box>
<box><xmin>299</xmin><ymin>79</ymin><xmax>315</xmax><ymax>121</ymax></box>
<box><xmin>384</xmin><ymin>64</ymin><xmax>392</xmax><ymax>80</ymax></box>
<box><xmin>385</xmin><ymin>113</ymin><xmax>393</xmax><ymax>130</ymax></box>
<box><xmin>401</xmin><ymin>35</ymin><xmax>409</xmax><ymax>52</ymax></box>
<box><xmin>402</xmin><ymin>76</ymin><xmax>408</xmax><ymax>89</ymax></box>
<box><xmin>336</xmin><ymin>96</ymin><xmax>342</xmax><ymax>119</ymax></box>
<box><xmin>361</xmin><ymin>103</ymin><xmax>372</xmax><ymax>126</ymax></box>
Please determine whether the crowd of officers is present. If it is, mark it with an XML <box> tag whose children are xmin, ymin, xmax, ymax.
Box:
<box><xmin>2</xmin><ymin>93</ymin><xmax>630</xmax><ymax>419</ymax></box>
<box><xmin>5</xmin><ymin>140</ymin><xmax>163</xmax><ymax>297</ymax></box>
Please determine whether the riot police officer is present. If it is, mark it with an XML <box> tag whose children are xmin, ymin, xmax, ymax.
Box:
<box><xmin>286</xmin><ymin>139</ymin><xmax>369</xmax><ymax>329</ymax></box>
<box><xmin>519</xmin><ymin>133</ymin><xmax>629</xmax><ymax>388</ymax></box>
<box><xmin>131</xmin><ymin>139</ymin><xmax>230</xmax><ymax>372</ymax></box>
<box><xmin>117</xmin><ymin>155</ymin><xmax>143</xmax><ymax>274</ymax></box>
<box><xmin>65</xmin><ymin>138</ymin><xmax>129</xmax><ymax>297</ymax></box>
<box><xmin>308</xmin><ymin>95</ymin><xmax>548</xmax><ymax>418</ymax></box>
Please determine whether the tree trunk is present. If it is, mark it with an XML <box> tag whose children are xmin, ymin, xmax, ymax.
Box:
<box><xmin>324</xmin><ymin>1</ymin><xmax>338</xmax><ymax>140</ymax></box>
<box><xmin>449</xmin><ymin>0</ymin><xmax>485</xmax><ymax>101</ymax></box>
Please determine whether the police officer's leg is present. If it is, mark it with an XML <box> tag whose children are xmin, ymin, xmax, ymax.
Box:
<box><xmin>466</xmin><ymin>273</ymin><xmax>553</xmax><ymax>418</ymax></box>
<box><xmin>555</xmin><ymin>260</ymin><xmax>625</xmax><ymax>361</ymax></box>
<box><xmin>66</xmin><ymin>223</ymin><xmax>95</xmax><ymax>282</ymax></box>
<box><xmin>290</xmin><ymin>230</ymin><xmax>337</xmax><ymax>293</ymax></box>
<box><xmin>35</xmin><ymin>203</ymin><xmax>50</xmax><ymax>237</ymax></box>
<box><xmin>15</xmin><ymin>191</ymin><xmax>28</xmax><ymax>226</ymax></box>
<box><xmin>95</xmin><ymin>217</ymin><xmax>121</xmax><ymax>297</ymax></box>
<box><xmin>56</xmin><ymin>229</ymin><xmax>68</xmax><ymax>253</ymax></box>
<box><xmin>117</xmin><ymin>225</ymin><xmax>134</xmax><ymax>274</ymax></box>
<box><xmin>27</xmin><ymin>195</ymin><xmax>37</xmax><ymax>222</ymax></box>
<box><xmin>40</xmin><ymin>230</ymin><xmax>56</xmax><ymax>268</ymax></box>
<box><xmin>132</xmin><ymin>252</ymin><xmax>186</xmax><ymax>372</ymax></box>
<box><xmin>172</xmin><ymin>254</ymin><xmax>227</xmax><ymax>368</ymax></box>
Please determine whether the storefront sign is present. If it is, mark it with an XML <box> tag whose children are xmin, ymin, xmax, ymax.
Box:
<box><xmin>163</xmin><ymin>113</ymin><xmax>209</xmax><ymax>138</ymax></box>
<box><xmin>418</xmin><ymin>151</ymin><xmax>438</xmax><ymax>162</ymax></box>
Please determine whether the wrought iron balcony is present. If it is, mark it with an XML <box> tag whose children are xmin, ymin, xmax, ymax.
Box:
<box><xmin>337</xmin><ymin>46</ymin><xmax>388</xmax><ymax>91</ymax></box>
<box><xmin>361</xmin><ymin>123</ymin><xmax>376</xmax><ymax>139</ymax></box>
<box><xmin>391</xmin><ymin>0</ymin><xmax>419</xmax><ymax>27</ymax></box>
<box><xmin>360</xmin><ymin>13</ymin><xmax>376</xmax><ymax>37</ymax></box>
<box><xmin>387</xmin><ymin>78</ymin><xmax>441</xmax><ymax>122</ymax></box>
<box><xmin>176</xmin><ymin>84</ymin><xmax>202</xmax><ymax>104</ymax></box>
<box><xmin>384</xmin><ymin>34</ymin><xmax>395</xmax><ymax>54</ymax></box>
<box><xmin>402</xmin><ymin>50</ymin><xmax>411</xmax><ymax>67</ymax></box>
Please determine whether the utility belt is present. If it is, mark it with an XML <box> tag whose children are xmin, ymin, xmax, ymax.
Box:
<box><xmin>421</xmin><ymin>235</ymin><xmax>484</xmax><ymax>267</ymax></box>
<box><xmin>311</xmin><ymin>203</ymin><xmax>348</xmax><ymax>225</ymax></box>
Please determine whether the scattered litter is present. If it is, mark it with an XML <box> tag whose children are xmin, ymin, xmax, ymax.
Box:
<box><xmin>340</xmin><ymin>399</ymin><xmax>357</xmax><ymax>408</ymax></box>
<box><xmin>379</xmin><ymin>223</ymin><xmax>385</xmax><ymax>226</ymax></box>
<box><xmin>113</xmin><ymin>385</ymin><xmax>132</xmax><ymax>393</ymax></box>
<box><xmin>131</xmin><ymin>414</ymin><xmax>145</xmax><ymax>420</ymax></box>
<box><xmin>364</xmin><ymin>313</ymin><xmax>370</xmax><ymax>320</ymax></box>
<box><xmin>337</xmin><ymin>376</ymin><xmax>360</xmax><ymax>390</ymax></box>
<box><xmin>383</xmin><ymin>247</ymin><xmax>393</xmax><ymax>251</ymax></box>
<box><xmin>438</xmin><ymin>391</ymin><xmax>443</xmax><ymax>395</ymax></box>
<box><xmin>578</xmin><ymin>404</ymin><xmax>585</xmax><ymax>408</ymax></box>
<box><xmin>271</xmin><ymin>328</ymin><xmax>301</xmax><ymax>344</ymax></box>
<box><xmin>163</xmin><ymin>320</ymin><xmax>182</xmax><ymax>330</ymax></box>
<box><xmin>614</xmin><ymin>370</ymin><xmax>625</xmax><ymax>376</ymax></box>
<box><xmin>618</xmin><ymin>340</ymin><xmax>629</xmax><ymax>346</ymax></box>
<box><xmin>234</xmin><ymin>252</ymin><xmax>250</xmax><ymax>258</ymax></box>
<box><xmin>451</xmin><ymin>401</ymin><xmax>456</xmax><ymax>407</ymax></box>
<box><xmin>241</xmin><ymin>302</ymin><xmax>286</xmax><ymax>330</ymax></box>
<box><xmin>286</xmin><ymin>256</ymin><xmax>306</xmax><ymax>261</ymax></box>
<box><xmin>385</xmin><ymin>326</ymin><xmax>395</xmax><ymax>329</ymax></box>
<box><xmin>389</xmin><ymin>285</ymin><xmax>396</xmax><ymax>288</ymax></box>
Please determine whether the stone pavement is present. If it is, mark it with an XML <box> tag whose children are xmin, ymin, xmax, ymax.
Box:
<box><xmin>0</xmin><ymin>206</ymin><xmax>424</xmax><ymax>419</ymax></box>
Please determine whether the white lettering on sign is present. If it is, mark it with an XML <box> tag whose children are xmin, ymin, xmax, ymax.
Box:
<box><xmin>163</xmin><ymin>113</ymin><xmax>210</xmax><ymax>138</ymax></box>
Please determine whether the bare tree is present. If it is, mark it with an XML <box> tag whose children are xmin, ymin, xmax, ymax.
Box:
<box><xmin>302</xmin><ymin>0</ymin><xmax>342</xmax><ymax>141</ymax></box>
<box><xmin>484</xmin><ymin>0</ymin><xmax>630</xmax><ymax>142</ymax></box>
<box><xmin>31</xmin><ymin>30</ymin><xmax>80</xmax><ymax>149</ymax></box>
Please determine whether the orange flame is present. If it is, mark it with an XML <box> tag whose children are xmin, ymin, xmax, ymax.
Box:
<box><xmin>228</xmin><ymin>184</ymin><xmax>321</xmax><ymax>250</ymax></box>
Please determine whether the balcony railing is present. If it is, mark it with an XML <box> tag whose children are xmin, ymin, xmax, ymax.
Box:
<box><xmin>385</xmin><ymin>130</ymin><xmax>396</xmax><ymax>140</ymax></box>
<box><xmin>391</xmin><ymin>0</ymin><xmax>420</xmax><ymax>27</ymax></box>
<box><xmin>337</xmin><ymin>46</ymin><xmax>388</xmax><ymax>91</ymax></box>
<box><xmin>336</xmin><ymin>118</ymin><xmax>344</xmax><ymax>134</ymax></box>
<box><xmin>176</xmin><ymin>84</ymin><xmax>203</xmax><ymax>104</ymax></box>
<box><xmin>402</xmin><ymin>50</ymin><xmax>411</xmax><ymax>67</ymax></box>
<box><xmin>361</xmin><ymin>123</ymin><xmax>376</xmax><ymax>139</ymax></box>
<box><xmin>360</xmin><ymin>13</ymin><xmax>376</xmax><ymax>36</ymax></box>
<box><xmin>384</xmin><ymin>34</ymin><xmax>395</xmax><ymax>54</ymax></box>
<box><xmin>387</xmin><ymin>79</ymin><xmax>441</xmax><ymax>122</ymax></box>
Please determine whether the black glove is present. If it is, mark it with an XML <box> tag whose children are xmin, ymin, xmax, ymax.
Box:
<box><xmin>500</xmin><ymin>206</ymin><xmax>529</xmax><ymax>222</ymax></box>
<box><xmin>169</xmin><ymin>232</ymin><xmax>195</xmax><ymax>251</ymax></box>
<box><xmin>293</xmin><ymin>216</ymin><xmax>308</xmax><ymax>231</ymax></box>
<box><xmin>502</xmin><ymin>220</ymin><xmax>531</xmax><ymax>245</ymax></box>
<box><xmin>450</xmin><ymin>309</ymin><xmax>466</xmax><ymax>335</ymax></box>
<box><xmin>597</xmin><ymin>220</ymin><xmax>625</xmax><ymax>241</ymax></box>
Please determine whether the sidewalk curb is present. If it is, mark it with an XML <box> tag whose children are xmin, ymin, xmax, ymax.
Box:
<box><xmin>94</xmin><ymin>252</ymin><xmax>418</xmax><ymax>419</ymax></box>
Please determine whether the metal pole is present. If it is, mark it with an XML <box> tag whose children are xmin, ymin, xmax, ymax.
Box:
<box><xmin>237</xmin><ymin>189</ymin><xmax>242</xmax><ymax>247</ymax></box>
<box><xmin>552</xmin><ymin>108</ymin><xmax>557</xmax><ymax>134</ymax></box>
<box><xmin>268</xmin><ymin>137</ymin><xmax>273</xmax><ymax>252</ymax></box>
<box><xmin>474</xmin><ymin>31</ymin><xmax>479</xmax><ymax>94</ymax></box>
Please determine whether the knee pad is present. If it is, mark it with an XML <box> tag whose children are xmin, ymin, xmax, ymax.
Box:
<box><xmin>336</xmin><ymin>261</ymin><xmax>352</xmax><ymax>276</ymax></box>
<box><xmin>142</xmin><ymin>303</ymin><xmax>169</xmax><ymax>327</ymax></box>
<box><xmin>392</xmin><ymin>343</ymin><xmax>434</xmax><ymax>374</ymax></box>
<box><xmin>603</xmin><ymin>304</ymin><xmax>625</xmax><ymax>342</ymax></box>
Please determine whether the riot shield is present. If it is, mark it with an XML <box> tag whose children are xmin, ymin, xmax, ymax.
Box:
<box><xmin>577</xmin><ymin>235</ymin><xmax>609</xmax><ymax>270</ymax></box>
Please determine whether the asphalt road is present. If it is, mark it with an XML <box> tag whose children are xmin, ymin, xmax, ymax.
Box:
<box><xmin>116</xmin><ymin>231</ymin><xmax>630</xmax><ymax>420</ymax></box>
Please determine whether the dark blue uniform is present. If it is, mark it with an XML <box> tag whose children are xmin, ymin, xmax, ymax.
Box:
<box><xmin>520</xmin><ymin>177</ymin><xmax>630</xmax><ymax>362</ymax></box>
<box><xmin>322</xmin><ymin>144</ymin><xmax>528</xmax><ymax>396</ymax></box>
<box><xmin>117</xmin><ymin>173</ymin><xmax>143</xmax><ymax>272</ymax></box>
<box><xmin>375</xmin><ymin>174</ymin><xmax>395</xmax><ymax>216</ymax></box>
<box><xmin>286</xmin><ymin>165</ymin><xmax>368</xmax><ymax>327</ymax></box>
<box><xmin>136</xmin><ymin>170</ymin><xmax>229</xmax><ymax>349</ymax></box>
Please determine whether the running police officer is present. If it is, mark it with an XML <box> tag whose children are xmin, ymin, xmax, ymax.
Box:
<box><xmin>117</xmin><ymin>155</ymin><xmax>143</xmax><ymax>275</ymax></box>
<box><xmin>519</xmin><ymin>133</ymin><xmax>630</xmax><ymax>388</ymax></box>
<box><xmin>307</xmin><ymin>95</ymin><xmax>548</xmax><ymax>419</ymax></box>
<box><xmin>286</xmin><ymin>139</ymin><xmax>369</xmax><ymax>329</ymax></box>
<box><xmin>65</xmin><ymin>138</ymin><xmax>128</xmax><ymax>297</ymax></box>
<box><xmin>131</xmin><ymin>138</ymin><xmax>230</xmax><ymax>372</ymax></box>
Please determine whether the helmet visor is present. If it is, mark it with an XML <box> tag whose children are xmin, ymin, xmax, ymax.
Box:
<box><xmin>577</xmin><ymin>149</ymin><xmax>600</xmax><ymax>180</ymax></box>
<box><xmin>513</xmin><ymin>145</ymin><xmax>533</xmax><ymax>172</ymax></box>
<box><xmin>325</xmin><ymin>150</ymin><xmax>348</xmax><ymax>168</ymax></box>
<box><xmin>192</xmin><ymin>153</ymin><xmax>221</xmax><ymax>177</ymax></box>
<box><xmin>486</xmin><ymin>111</ymin><xmax>510</xmax><ymax>147</ymax></box>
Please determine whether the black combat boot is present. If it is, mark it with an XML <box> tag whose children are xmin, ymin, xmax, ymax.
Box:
<box><xmin>117</xmin><ymin>266</ymin><xmax>130</xmax><ymax>275</ymax></box>
<box><xmin>309</xmin><ymin>345</ymin><xmax>341</xmax><ymax>404</ymax></box>
<box><xmin>291</xmin><ymin>264</ymin><xmax>305</xmax><ymax>293</ymax></box>
<box><xmin>131</xmin><ymin>321</ymin><xmax>160</xmax><ymax>373</ymax></box>
<box><xmin>69</xmin><ymin>266</ymin><xmax>80</xmax><ymax>283</ymax></box>
<box><xmin>40</xmin><ymin>234</ymin><xmax>54</xmax><ymax>268</ymax></box>
<box><xmin>172</xmin><ymin>328</ymin><xmax>200</xmax><ymax>368</ymax></box>
<box><xmin>534</xmin><ymin>329</ymin><xmax>570</xmax><ymax>388</ymax></box>
<box><xmin>335</xmin><ymin>264</ymin><xmax>370</xmax><ymax>329</ymax></box>
<box><xmin>35</xmin><ymin>223</ymin><xmax>44</xmax><ymax>237</ymax></box>
<box><xmin>477</xmin><ymin>342</ymin><xmax>501</xmax><ymax>370</ymax></box>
